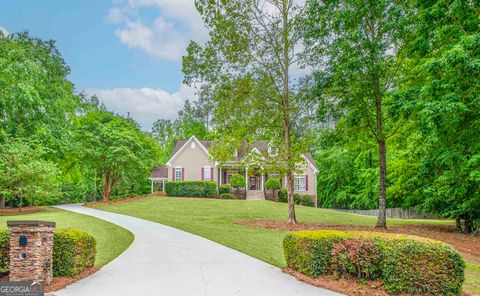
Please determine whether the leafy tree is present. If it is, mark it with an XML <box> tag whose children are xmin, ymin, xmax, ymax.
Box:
<box><xmin>184</xmin><ymin>0</ymin><xmax>314</xmax><ymax>224</ymax></box>
<box><xmin>304</xmin><ymin>0</ymin><xmax>411</xmax><ymax>227</ymax></box>
<box><xmin>230</xmin><ymin>173</ymin><xmax>246</xmax><ymax>192</ymax></box>
<box><xmin>0</xmin><ymin>141</ymin><xmax>60</xmax><ymax>208</ymax></box>
<box><xmin>398</xmin><ymin>0</ymin><xmax>480</xmax><ymax>233</ymax></box>
<box><xmin>265</xmin><ymin>178</ymin><xmax>281</xmax><ymax>197</ymax></box>
<box><xmin>73</xmin><ymin>110</ymin><xmax>160</xmax><ymax>201</ymax></box>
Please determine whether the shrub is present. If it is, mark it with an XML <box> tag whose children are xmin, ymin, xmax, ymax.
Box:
<box><xmin>219</xmin><ymin>193</ymin><xmax>236</xmax><ymax>200</ymax></box>
<box><xmin>265</xmin><ymin>178</ymin><xmax>281</xmax><ymax>191</ymax></box>
<box><xmin>165</xmin><ymin>181</ymin><xmax>217</xmax><ymax>198</ymax></box>
<box><xmin>278</xmin><ymin>188</ymin><xmax>288</xmax><ymax>203</ymax></box>
<box><xmin>0</xmin><ymin>230</ymin><xmax>8</xmax><ymax>273</ymax></box>
<box><xmin>284</xmin><ymin>230</ymin><xmax>465</xmax><ymax>295</ymax></box>
<box><xmin>230</xmin><ymin>173</ymin><xmax>246</xmax><ymax>189</ymax></box>
<box><xmin>53</xmin><ymin>229</ymin><xmax>96</xmax><ymax>277</ymax></box>
<box><xmin>294</xmin><ymin>194</ymin><xmax>314</xmax><ymax>207</ymax></box>
<box><xmin>219</xmin><ymin>184</ymin><xmax>231</xmax><ymax>195</ymax></box>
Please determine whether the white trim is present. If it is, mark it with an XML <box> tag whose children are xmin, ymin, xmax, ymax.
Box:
<box><xmin>166</xmin><ymin>135</ymin><xmax>210</xmax><ymax>165</ymax></box>
<box><xmin>149</xmin><ymin>178</ymin><xmax>168</xmax><ymax>181</ymax></box>
<box><xmin>302</xmin><ymin>154</ymin><xmax>319</xmax><ymax>174</ymax></box>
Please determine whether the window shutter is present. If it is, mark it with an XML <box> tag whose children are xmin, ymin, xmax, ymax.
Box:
<box><xmin>201</xmin><ymin>167</ymin><xmax>204</xmax><ymax>181</ymax></box>
<box><xmin>182</xmin><ymin>168</ymin><xmax>185</xmax><ymax>181</ymax></box>
<box><xmin>306</xmin><ymin>175</ymin><xmax>308</xmax><ymax>191</ymax></box>
<box><xmin>172</xmin><ymin>168</ymin><xmax>175</xmax><ymax>181</ymax></box>
<box><xmin>210</xmin><ymin>167</ymin><xmax>214</xmax><ymax>181</ymax></box>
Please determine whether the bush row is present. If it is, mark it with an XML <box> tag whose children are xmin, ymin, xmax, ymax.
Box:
<box><xmin>284</xmin><ymin>230</ymin><xmax>465</xmax><ymax>295</ymax></box>
<box><xmin>278</xmin><ymin>188</ymin><xmax>314</xmax><ymax>207</ymax></box>
<box><xmin>0</xmin><ymin>228</ymin><xmax>96</xmax><ymax>277</ymax></box>
<box><xmin>165</xmin><ymin>181</ymin><xmax>217</xmax><ymax>198</ymax></box>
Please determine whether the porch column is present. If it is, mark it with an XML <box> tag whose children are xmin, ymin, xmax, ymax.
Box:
<box><xmin>151</xmin><ymin>180</ymin><xmax>153</xmax><ymax>194</ymax></box>
<box><xmin>261</xmin><ymin>174</ymin><xmax>264</xmax><ymax>190</ymax></box>
<box><xmin>220</xmin><ymin>167</ymin><xmax>223</xmax><ymax>185</ymax></box>
<box><xmin>245</xmin><ymin>167</ymin><xmax>248</xmax><ymax>191</ymax></box>
<box><xmin>162</xmin><ymin>180</ymin><xmax>165</xmax><ymax>192</ymax></box>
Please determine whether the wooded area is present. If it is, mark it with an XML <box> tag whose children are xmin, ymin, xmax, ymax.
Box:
<box><xmin>0</xmin><ymin>0</ymin><xmax>478</xmax><ymax>232</ymax></box>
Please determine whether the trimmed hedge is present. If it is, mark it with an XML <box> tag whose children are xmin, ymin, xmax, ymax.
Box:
<box><xmin>0</xmin><ymin>229</ymin><xmax>96</xmax><ymax>277</ymax></box>
<box><xmin>278</xmin><ymin>189</ymin><xmax>313</xmax><ymax>207</ymax></box>
<box><xmin>218</xmin><ymin>193</ymin><xmax>236</xmax><ymax>199</ymax></box>
<box><xmin>284</xmin><ymin>230</ymin><xmax>465</xmax><ymax>295</ymax></box>
<box><xmin>0</xmin><ymin>230</ymin><xmax>8</xmax><ymax>273</ymax></box>
<box><xmin>165</xmin><ymin>181</ymin><xmax>217</xmax><ymax>198</ymax></box>
<box><xmin>219</xmin><ymin>184</ymin><xmax>231</xmax><ymax>195</ymax></box>
<box><xmin>53</xmin><ymin>229</ymin><xmax>96</xmax><ymax>276</ymax></box>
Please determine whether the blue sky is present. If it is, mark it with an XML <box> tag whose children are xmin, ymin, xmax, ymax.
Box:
<box><xmin>0</xmin><ymin>0</ymin><xmax>207</xmax><ymax>129</ymax></box>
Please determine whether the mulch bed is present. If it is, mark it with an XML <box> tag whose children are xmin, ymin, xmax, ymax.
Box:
<box><xmin>239</xmin><ymin>220</ymin><xmax>480</xmax><ymax>295</ymax></box>
<box><xmin>237</xmin><ymin>220</ymin><xmax>480</xmax><ymax>259</ymax></box>
<box><xmin>0</xmin><ymin>266</ymin><xmax>100</xmax><ymax>292</ymax></box>
<box><xmin>87</xmin><ymin>192</ymin><xmax>165</xmax><ymax>208</ymax></box>
<box><xmin>0</xmin><ymin>206</ymin><xmax>46</xmax><ymax>216</ymax></box>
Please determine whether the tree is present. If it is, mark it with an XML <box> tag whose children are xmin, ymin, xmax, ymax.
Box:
<box><xmin>0</xmin><ymin>141</ymin><xmax>60</xmax><ymax>208</ymax></box>
<box><xmin>74</xmin><ymin>110</ymin><xmax>160</xmax><ymax>201</ymax></box>
<box><xmin>265</xmin><ymin>178</ymin><xmax>281</xmax><ymax>198</ymax></box>
<box><xmin>184</xmin><ymin>0</ymin><xmax>314</xmax><ymax>224</ymax></box>
<box><xmin>304</xmin><ymin>0</ymin><xmax>411</xmax><ymax>227</ymax></box>
<box><xmin>398</xmin><ymin>0</ymin><xmax>480</xmax><ymax>233</ymax></box>
<box><xmin>230</xmin><ymin>173</ymin><xmax>246</xmax><ymax>192</ymax></box>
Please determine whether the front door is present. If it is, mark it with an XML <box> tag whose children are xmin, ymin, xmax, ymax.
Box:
<box><xmin>249</xmin><ymin>176</ymin><xmax>257</xmax><ymax>190</ymax></box>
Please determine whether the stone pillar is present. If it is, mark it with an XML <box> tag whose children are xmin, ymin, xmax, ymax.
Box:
<box><xmin>7</xmin><ymin>221</ymin><xmax>56</xmax><ymax>285</ymax></box>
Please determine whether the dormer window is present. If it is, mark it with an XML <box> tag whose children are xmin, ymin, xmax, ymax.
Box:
<box><xmin>233</xmin><ymin>149</ymin><xmax>238</xmax><ymax>158</ymax></box>
<box><xmin>268</xmin><ymin>145</ymin><xmax>279</xmax><ymax>156</ymax></box>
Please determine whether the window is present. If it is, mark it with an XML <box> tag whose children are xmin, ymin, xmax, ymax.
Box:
<box><xmin>233</xmin><ymin>149</ymin><xmax>238</xmax><ymax>158</ymax></box>
<box><xmin>204</xmin><ymin>166</ymin><xmax>211</xmax><ymax>181</ymax></box>
<box><xmin>294</xmin><ymin>175</ymin><xmax>306</xmax><ymax>191</ymax></box>
<box><xmin>191</xmin><ymin>142</ymin><xmax>196</xmax><ymax>149</ymax></box>
<box><xmin>268</xmin><ymin>172</ymin><xmax>280</xmax><ymax>179</ymax></box>
<box><xmin>175</xmin><ymin>167</ymin><xmax>182</xmax><ymax>181</ymax></box>
<box><xmin>268</xmin><ymin>145</ymin><xmax>279</xmax><ymax>156</ymax></box>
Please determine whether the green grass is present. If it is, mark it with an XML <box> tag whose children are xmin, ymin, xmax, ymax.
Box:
<box><xmin>0</xmin><ymin>208</ymin><xmax>133</xmax><ymax>266</ymax></box>
<box><xmin>98</xmin><ymin>197</ymin><xmax>479</xmax><ymax>294</ymax></box>
<box><xmin>97</xmin><ymin>197</ymin><xmax>451</xmax><ymax>267</ymax></box>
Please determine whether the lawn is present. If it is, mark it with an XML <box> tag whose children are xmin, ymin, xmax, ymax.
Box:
<box><xmin>97</xmin><ymin>197</ymin><xmax>479</xmax><ymax>294</ymax></box>
<box><xmin>0</xmin><ymin>207</ymin><xmax>133</xmax><ymax>266</ymax></box>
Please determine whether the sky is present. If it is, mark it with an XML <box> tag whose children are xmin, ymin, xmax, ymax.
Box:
<box><xmin>0</xmin><ymin>0</ymin><xmax>208</xmax><ymax>129</ymax></box>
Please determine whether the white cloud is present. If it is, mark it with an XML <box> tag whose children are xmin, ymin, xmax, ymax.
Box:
<box><xmin>0</xmin><ymin>26</ymin><xmax>8</xmax><ymax>35</ymax></box>
<box><xmin>85</xmin><ymin>84</ymin><xmax>196</xmax><ymax>129</ymax></box>
<box><xmin>108</xmin><ymin>0</ymin><xmax>208</xmax><ymax>61</ymax></box>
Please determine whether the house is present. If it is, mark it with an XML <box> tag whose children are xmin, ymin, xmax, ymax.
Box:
<box><xmin>149</xmin><ymin>135</ymin><xmax>318</xmax><ymax>202</ymax></box>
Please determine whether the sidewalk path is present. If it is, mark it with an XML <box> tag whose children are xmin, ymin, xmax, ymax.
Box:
<box><xmin>50</xmin><ymin>204</ymin><xmax>341</xmax><ymax>296</ymax></box>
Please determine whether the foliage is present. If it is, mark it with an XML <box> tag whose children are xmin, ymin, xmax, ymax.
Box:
<box><xmin>278</xmin><ymin>188</ymin><xmax>288</xmax><ymax>203</ymax></box>
<box><xmin>53</xmin><ymin>229</ymin><xmax>96</xmax><ymax>277</ymax></box>
<box><xmin>293</xmin><ymin>194</ymin><xmax>314</xmax><ymax>207</ymax></box>
<box><xmin>265</xmin><ymin>178</ymin><xmax>281</xmax><ymax>191</ymax></box>
<box><xmin>165</xmin><ymin>181</ymin><xmax>217</xmax><ymax>198</ymax></box>
<box><xmin>229</xmin><ymin>174</ymin><xmax>246</xmax><ymax>190</ymax></box>
<box><xmin>218</xmin><ymin>193</ymin><xmax>236</xmax><ymax>200</ymax></box>
<box><xmin>73</xmin><ymin>110</ymin><xmax>160</xmax><ymax>201</ymax></box>
<box><xmin>0</xmin><ymin>141</ymin><xmax>60</xmax><ymax>207</ymax></box>
<box><xmin>284</xmin><ymin>230</ymin><xmax>465</xmax><ymax>295</ymax></box>
<box><xmin>0</xmin><ymin>228</ymin><xmax>96</xmax><ymax>277</ymax></box>
<box><xmin>219</xmin><ymin>184</ymin><xmax>231</xmax><ymax>195</ymax></box>
<box><xmin>0</xmin><ymin>229</ymin><xmax>8</xmax><ymax>273</ymax></box>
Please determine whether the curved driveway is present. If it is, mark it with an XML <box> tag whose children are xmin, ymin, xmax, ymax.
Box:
<box><xmin>50</xmin><ymin>204</ymin><xmax>340</xmax><ymax>296</ymax></box>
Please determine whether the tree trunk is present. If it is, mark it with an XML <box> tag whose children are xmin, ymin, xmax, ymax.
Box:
<box><xmin>287</xmin><ymin>172</ymin><xmax>297</xmax><ymax>224</ymax></box>
<box><xmin>376</xmin><ymin>139</ymin><xmax>387</xmax><ymax>228</ymax></box>
<box><xmin>0</xmin><ymin>195</ymin><xmax>5</xmax><ymax>209</ymax></box>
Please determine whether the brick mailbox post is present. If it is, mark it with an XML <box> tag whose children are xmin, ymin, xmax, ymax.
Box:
<box><xmin>7</xmin><ymin>220</ymin><xmax>56</xmax><ymax>285</ymax></box>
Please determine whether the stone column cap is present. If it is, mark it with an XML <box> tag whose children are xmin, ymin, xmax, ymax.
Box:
<box><xmin>7</xmin><ymin>220</ymin><xmax>56</xmax><ymax>228</ymax></box>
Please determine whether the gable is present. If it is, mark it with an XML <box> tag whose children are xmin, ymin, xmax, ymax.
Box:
<box><xmin>166</xmin><ymin>136</ymin><xmax>210</xmax><ymax>166</ymax></box>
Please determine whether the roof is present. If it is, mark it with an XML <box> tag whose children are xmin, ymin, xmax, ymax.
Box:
<box><xmin>165</xmin><ymin>136</ymin><xmax>318</xmax><ymax>172</ymax></box>
<box><xmin>150</xmin><ymin>165</ymin><xmax>169</xmax><ymax>179</ymax></box>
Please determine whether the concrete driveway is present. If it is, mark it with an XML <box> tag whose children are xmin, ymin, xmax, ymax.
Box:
<box><xmin>50</xmin><ymin>204</ymin><xmax>340</xmax><ymax>296</ymax></box>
